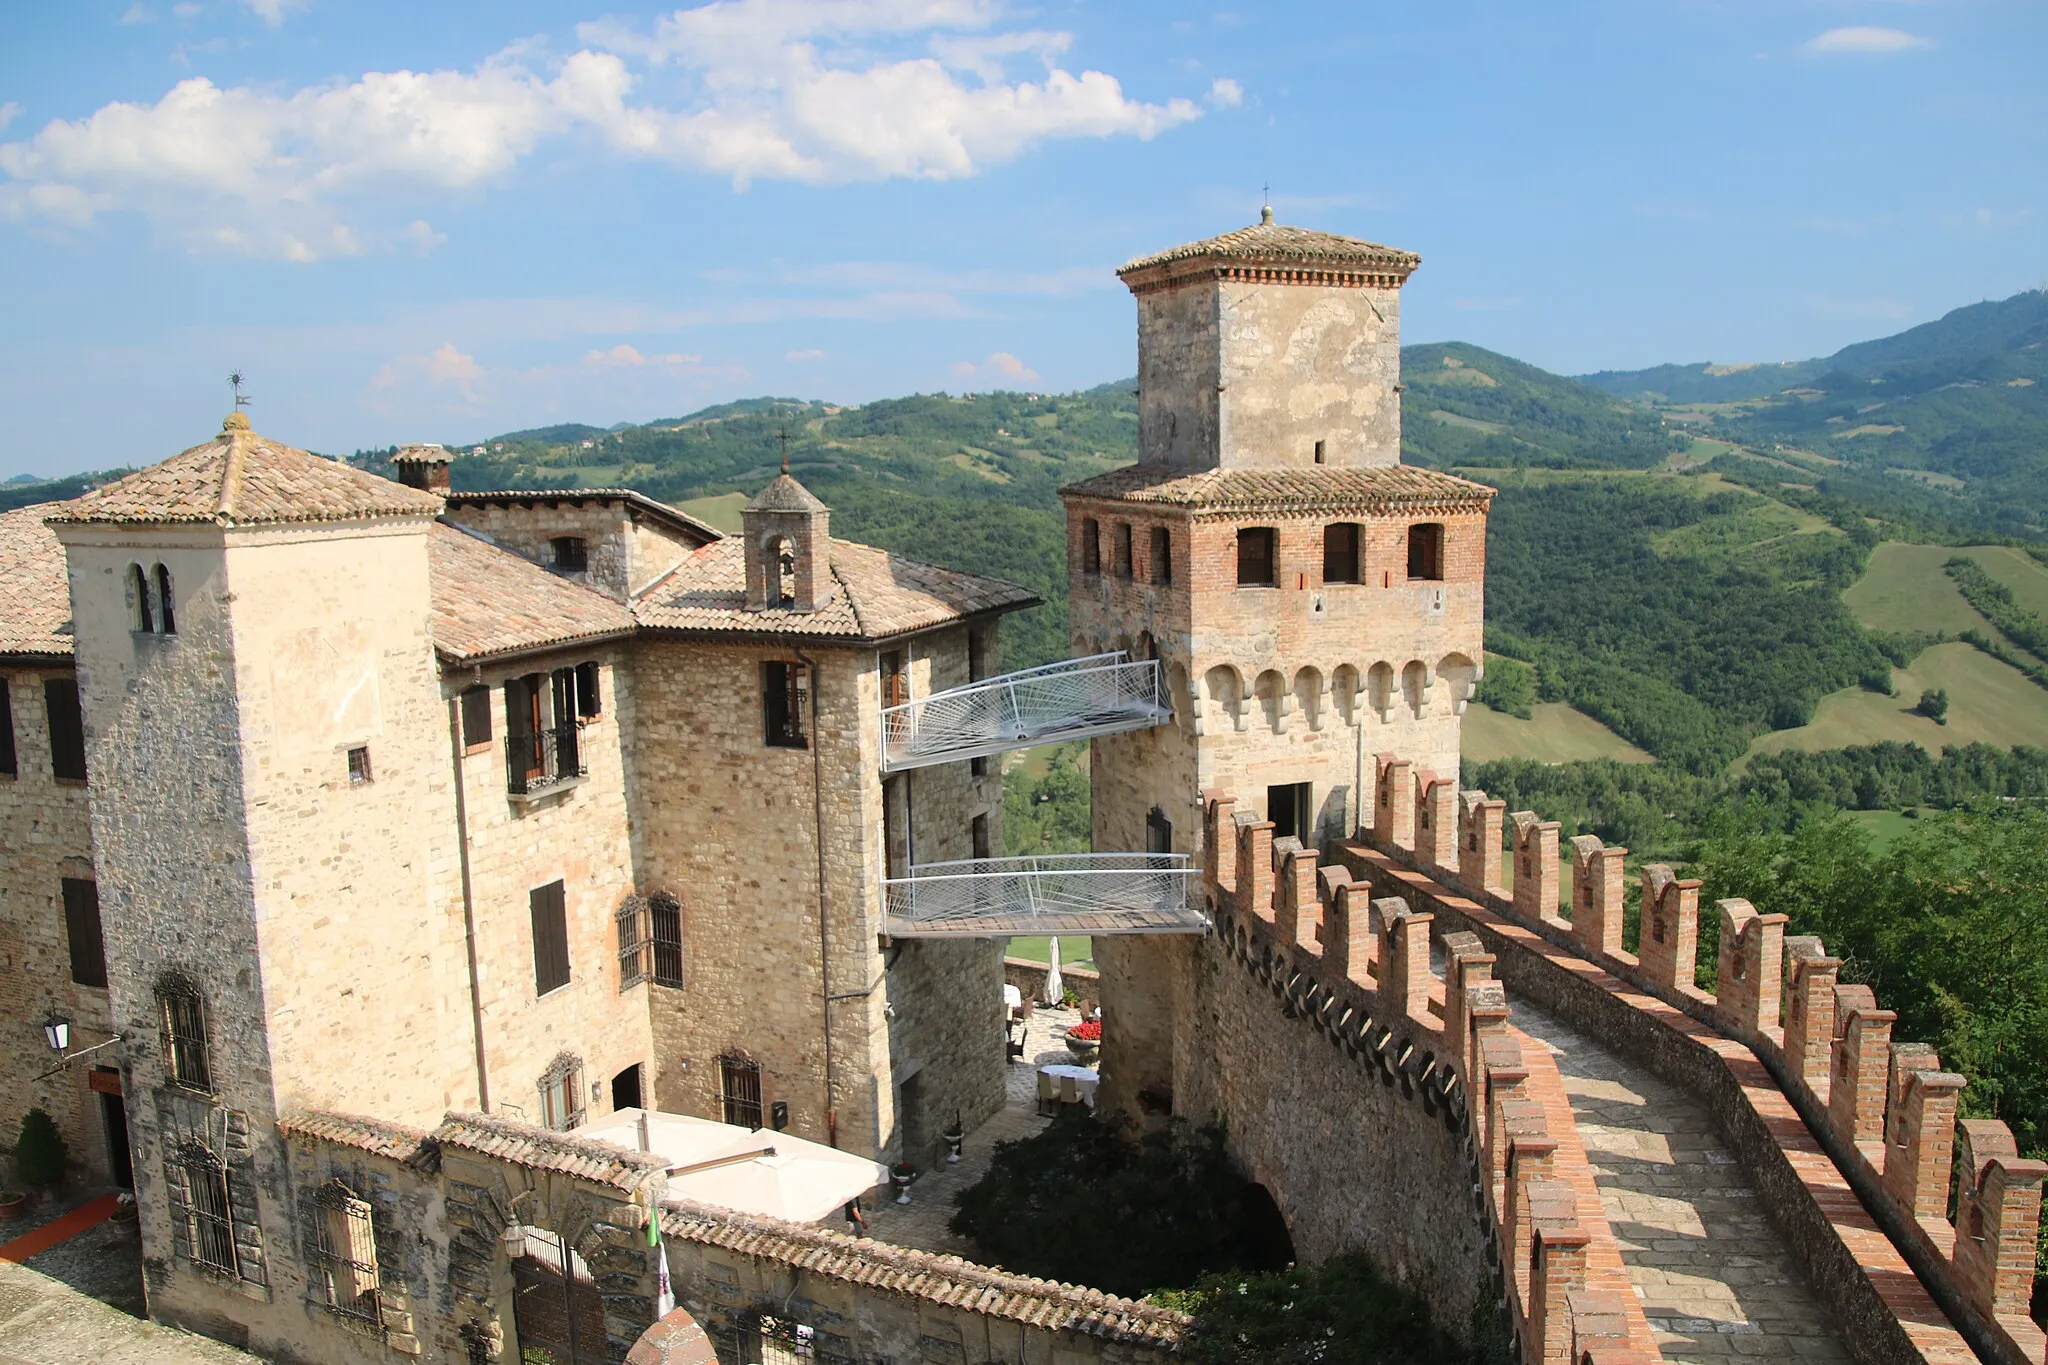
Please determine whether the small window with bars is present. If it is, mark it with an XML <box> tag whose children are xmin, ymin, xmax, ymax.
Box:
<box><xmin>309</xmin><ymin>1180</ymin><xmax>382</xmax><ymax>1326</ymax></box>
<box><xmin>753</xmin><ymin>1313</ymin><xmax>816</xmax><ymax>1364</ymax></box>
<box><xmin>174</xmin><ymin>1141</ymin><xmax>237</xmax><ymax>1274</ymax></box>
<box><xmin>538</xmin><ymin>1053</ymin><xmax>586</xmax><ymax>1131</ymax></box>
<box><xmin>158</xmin><ymin>974</ymin><xmax>212</xmax><ymax>1093</ymax></box>
<box><xmin>615</xmin><ymin>891</ymin><xmax>683</xmax><ymax>990</ymax></box>
<box><xmin>551</xmin><ymin>536</ymin><xmax>588</xmax><ymax>571</ymax></box>
<box><xmin>720</xmin><ymin>1054</ymin><xmax>763</xmax><ymax>1129</ymax></box>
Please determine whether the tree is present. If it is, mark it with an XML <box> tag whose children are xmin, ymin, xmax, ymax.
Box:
<box><xmin>13</xmin><ymin>1109</ymin><xmax>68</xmax><ymax>1190</ymax></box>
<box><xmin>1917</xmin><ymin>688</ymin><xmax>1950</xmax><ymax>724</ymax></box>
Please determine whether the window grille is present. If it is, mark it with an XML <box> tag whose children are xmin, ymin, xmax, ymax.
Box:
<box><xmin>175</xmin><ymin>1141</ymin><xmax>238</xmax><ymax>1274</ymax></box>
<box><xmin>763</xmin><ymin>662</ymin><xmax>809</xmax><ymax>749</ymax></box>
<box><xmin>551</xmin><ymin>536</ymin><xmax>588</xmax><ymax>571</ymax></box>
<box><xmin>649</xmin><ymin>892</ymin><xmax>683</xmax><ymax>988</ymax></box>
<box><xmin>310</xmin><ymin>1181</ymin><xmax>382</xmax><ymax>1326</ymax></box>
<box><xmin>346</xmin><ymin>746</ymin><xmax>372</xmax><ymax>784</ymax></box>
<box><xmin>617</xmin><ymin>897</ymin><xmax>650</xmax><ymax>988</ymax></box>
<box><xmin>62</xmin><ymin>877</ymin><xmax>106</xmax><ymax>988</ymax></box>
<box><xmin>155</xmin><ymin>564</ymin><xmax>177</xmax><ymax>634</ymax></box>
<box><xmin>720</xmin><ymin>1055</ymin><xmax>763</xmax><ymax>1129</ymax></box>
<box><xmin>43</xmin><ymin>677</ymin><xmax>86</xmax><ymax>781</ymax></box>
<box><xmin>130</xmin><ymin>563</ymin><xmax>155</xmax><ymax>633</ymax></box>
<box><xmin>531</xmin><ymin>882</ymin><xmax>570</xmax><ymax>996</ymax></box>
<box><xmin>1323</xmin><ymin>523</ymin><xmax>1362</xmax><ymax>584</ymax></box>
<box><xmin>753</xmin><ymin>1313</ymin><xmax>816</xmax><ymax>1364</ymax></box>
<box><xmin>1151</xmin><ymin>527</ymin><xmax>1173</xmax><ymax>586</ymax></box>
<box><xmin>539</xmin><ymin>1053</ymin><xmax>585</xmax><ymax>1131</ymax></box>
<box><xmin>1407</xmin><ymin>522</ymin><xmax>1445</xmax><ymax>581</ymax></box>
<box><xmin>1236</xmin><ymin>528</ymin><xmax>1277</xmax><ymax>587</ymax></box>
<box><xmin>460</xmin><ymin>686</ymin><xmax>492</xmax><ymax>748</ymax></box>
<box><xmin>158</xmin><ymin>975</ymin><xmax>212</xmax><ymax>1093</ymax></box>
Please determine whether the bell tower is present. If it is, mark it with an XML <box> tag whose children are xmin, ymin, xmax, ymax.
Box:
<box><xmin>1061</xmin><ymin>215</ymin><xmax>1494</xmax><ymax>1111</ymax></box>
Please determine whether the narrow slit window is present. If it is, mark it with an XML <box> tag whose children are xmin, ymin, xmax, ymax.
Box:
<box><xmin>1313</xmin><ymin>440</ymin><xmax>1326</xmax><ymax>465</ymax></box>
<box><xmin>155</xmin><ymin>564</ymin><xmax>176</xmax><ymax>635</ymax></box>
<box><xmin>971</xmin><ymin>812</ymin><xmax>991</xmax><ymax>861</ymax></box>
<box><xmin>1151</xmin><ymin>527</ymin><xmax>1173</xmax><ymax>586</ymax></box>
<box><xmin>0</xmin><ymin>678</ymin><xmax>14</xmax><ymax>777</ymax></box>
<box><xmin>1407</xmin><ymin>522</ymin><xmax>1445</xmax><ymax>581</ymax></box>
<box><xmin>1236</xmin><ymin>528</ymin><xmax>1277</xmax><ymax>587</ymax></box>
<box><xmin>1323</xmin><ymin>523</ymin><xmax>1362</xmax><ymax>584</ymax></box>
<box><xmin>1080</xmin><ymin>519</ymin><xmax>1100</xmax><ymax>576</ymax></box>
<box><xmin>130</xmin><ymin>564</ymin><xmax>155</xmax><ymax>633</ymax></box>
<box><xmin>1113</xmin><ymin>524</ymin><xmax>1133</xmax><ymax>580</ymax></box>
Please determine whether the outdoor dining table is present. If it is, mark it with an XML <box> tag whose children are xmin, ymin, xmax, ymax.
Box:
<box><xmin>1037</xmin><ymin>1063</ymin><xmax>1100</xmax><ymax>1107</ymax></box>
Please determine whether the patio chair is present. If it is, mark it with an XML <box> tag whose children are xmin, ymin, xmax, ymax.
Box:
<box><xmin>1005</xmin><ymin>1020</ymin><xmax>1025</xmax><ymax>1064</ymax></box>
<box><xmin>1036</xmin><ymin>1071</ymin><xmax>1058</xmax><ymax>1116</ymax></box>
<box><xmin>1058</xmin><ymin>1074</ymin><xmax>1082</xmax><ymax>1108</ymax></box>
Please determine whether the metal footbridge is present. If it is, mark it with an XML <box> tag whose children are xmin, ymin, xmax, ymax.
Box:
<box><xmin>882</xmin><ymin>853</ymin><xmax>1204</xmax><ymax>938</ymax></box>
<box><xmin>879</xmin><ymin>652</ymin><xmax>1171</xmax><ymax>772</ymax></box>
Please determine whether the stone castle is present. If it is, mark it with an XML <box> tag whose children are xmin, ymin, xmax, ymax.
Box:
<box><xmin>0</xmin><ymin>213</ymin><xmax>2039</xmax><ymax>1365</ymax></box>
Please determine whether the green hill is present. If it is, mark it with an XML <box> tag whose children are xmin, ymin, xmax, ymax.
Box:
<box><xmin>1399</xmin><ymin>342</ymin><xmax>1686</xmax><ymax>470</ymax></box>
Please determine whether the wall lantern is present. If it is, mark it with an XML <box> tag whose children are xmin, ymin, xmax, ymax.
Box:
<box><xmin>41</xmin><ymin>1013</ymin><xmax>70</xmax><ymax>1054</ymax></box>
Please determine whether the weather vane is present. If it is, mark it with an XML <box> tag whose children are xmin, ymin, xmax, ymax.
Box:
<box><xmin>228</xmin><ymin>370</ymin><xmax>252</xmax><ymax>411</ymax></box>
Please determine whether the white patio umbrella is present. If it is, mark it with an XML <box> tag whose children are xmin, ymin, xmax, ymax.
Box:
<box><xmin>1042</xmin><ymin>935</ymin><xmax>1064</xmax><ymax>1006</ymax></box>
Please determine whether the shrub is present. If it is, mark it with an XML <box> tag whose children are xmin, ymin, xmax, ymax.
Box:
<box><xmin>1156</xmin><ymin>1254</ymin><xmax>1497</xmax><ymax>1364</ymax></box>
<box><xmin>1917</xmin><ymin>688</ymin><xmax>1950</xmax><ymax>724</ymax></box>
<box><xmin>13</xmin><ymin>1109</ymin><xmax>67</xmax><ymax>1190</ymax></box>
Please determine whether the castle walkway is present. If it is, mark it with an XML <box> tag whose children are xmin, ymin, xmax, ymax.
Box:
<box><xmin>879</xmin><ymin>652</ymin><xmax>1170</xmax><ymax>771</ymax></box>
<box><xmin>1508</xmin><ymin>1001</ymin><xmax>1854</xmax><ymax>1363</ymax></box>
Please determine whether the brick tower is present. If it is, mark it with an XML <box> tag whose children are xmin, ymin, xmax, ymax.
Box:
<box><xmin>1060</xmin><ymin>212</ymin><xmax>1493</xmax><ymax>1110</ymax></box>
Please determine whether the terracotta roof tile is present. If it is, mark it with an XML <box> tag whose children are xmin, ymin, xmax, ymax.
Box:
<box><xmin>745</xmin><ymin>473</ymin><xmax>827</xmax><ymax>513</ymax></box>
<box><xmin>277</xmin><ymin>1110</ymin><xmax>434</xmax><ymax>1162</ymax></box>
<box><xmin>435</xmin><ymin>1112</ymin><xmax>666</xmax><ymax>1193</ymax></box>
<box><xmin>1122</xmin><ymin>215</ymin><xmax>1419</xmax><ymax>279</ymax></box>
<box><xmin>429</xmin><ymin>523</ymin><xmax>637</xmax><ymax>664</ymax></box>
<box><xmin>47</xmin><ymin>415</ymin><xmax>444</xmax><ymax>528</ymax></box>
<box><xmin>1060</xmin><ymin>463</ymin><xmax>1495</xmax><ymax>516</ymax></box>
<box><xmin>659</xmin><ymin>1204</ymin><xmax>1188</xmax><ymax>1346</ymax></box>
<box><xmin>633</xmin><ymin>537</ymin><xmax>1037</xmax><ymax>642</ymax></box>
<box><xmin>0</xmin><ymin>504</ymin><xmax>73</xmax><ymax>660</ymax></box>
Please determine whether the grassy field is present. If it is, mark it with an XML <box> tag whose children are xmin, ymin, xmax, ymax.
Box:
<box><xmin>1005</xmin><ymin>936</ymin><xmax>1096</xmax><ymax>971</ymax></box>
<box><xmin>1747</xmin><ymin>642</ymin><xmax>2048</xmax><ymax>758</ymax></box>
<box><xmin>1839</xmin><ymin>542</ymin><xmax>2035</xmax><ymax>635</ymax></box>
<box><xmin>1962</xmin><ymin>545</ymin><xmax>2048</xmax><ymax>619</ymax></box>
<box><xmin>1845</xmin><ymin>808</ymin><xmax>1929</xmax><ymax>852</ymax></box>
<box><xmin>674</xmin><ymin>491</ymin><xmax>749</xmax><ymax>533</ymax></box>
<box><xmin>1462</xmin><ymin>701</ymin><xmax>1654</xmax><ymax>765</ymax></box>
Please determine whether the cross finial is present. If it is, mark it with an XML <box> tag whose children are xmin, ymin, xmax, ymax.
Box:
<box><xmin>228</xmin><ymin>370</ymin><xmax>251</xmax><ymax>410</ymax></box>
<box><xmin>778</xmin><ymin>427</ymin><xmax>790</xmax><ymax>475</ymax></box>
<box><xmin>1260</xmin><ymin>184</ymin><xmax>1273</xmax><ymax>226</ymax></box>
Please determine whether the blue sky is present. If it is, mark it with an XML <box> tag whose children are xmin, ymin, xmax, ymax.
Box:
<box><xmin>1</xmin><ymin>1</ymin><xmax>2042</xmax><ymax>479</ymax></box>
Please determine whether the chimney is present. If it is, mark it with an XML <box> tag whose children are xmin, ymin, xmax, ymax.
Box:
<box><xmin>393</xmin><ymin>444</ymin><xmax>452</xmax><ymax>493</ymax></box>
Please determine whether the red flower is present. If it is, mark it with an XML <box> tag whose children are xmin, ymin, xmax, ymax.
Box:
<box><xmin>1070</xmin><ymin>1019</ymin><xmax>1101</xmax><ymax>1042</ymax></box>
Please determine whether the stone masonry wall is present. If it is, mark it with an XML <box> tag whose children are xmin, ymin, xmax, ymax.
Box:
<box><xmin>0</xmin><ymin>663</ymin><xmax>116</xmax><ymax>1184</ymax></box>
<box><xmin>1214</xmin><ymin>277</ymin><xmax>1404</xmax><ymax>469</ymax></box>
<box><xmin>1133</xmin><ymin>281</ymin><xmax>1221</xmax><ymax>472</ymax></box>
<box><xmin>443</xmin><ymin>499</ymin><xmax>701</xmax><ymax>601</ymax></box>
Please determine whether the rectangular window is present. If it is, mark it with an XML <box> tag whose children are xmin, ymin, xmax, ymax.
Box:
<box><xmin>575</xmin><ymin>661</ymin><xmax>602</xmax><ymax>719</ymax></box>
<box><xmin>1147</xmin><ymin>808</ymin><xmax>1173</xmax><ymax>856</ymax></box>
<box><xmin>176</xmin><ymin>1145</ymin><xmax>238</xmax><ymax>1274</ymax></box>
<box><xmin>310</xmin><ymin>1183</ymin><xmax>382</xmax><ymax>1325</ymax></box>
<box><xmin>62</xmin><ymin>878</ymin><xmax>106</xmax><ymax>988</ymax></box>
<box><xmin>1407</xmin><ymin>522</ymin><xmax>1446</xmax><ymax>581</ymax></box>
<box><xmin>1323</xmin><ymin>523</ymin><xmax>1362</xmax><ymax>584</ymax></box>
<box><xmin>1313</xmin><ymin>439</ymin><xmax>1326</xmax><ymax>465</ymax></box>
<box><xmin>764</xmin><ymin>662</ymin><xmax>809</xmax><ymax>749</ymax></box>
<box><xmin>44</xmin><ymin>677</ymin><xmax>86</xmax><ymax>781</ymax></box>
<box><xmin>531</xmin><ymin>881</ymin><xmax>570</xmax><ymax>996</ymax></box>
<box><xmin>551</xmin><ymin>536</ymin><xmax>588</xmax><ymax>571</ymax></box>
<box><xmin>0</xmin><ymin>678</ymin><xmax>15</xmax><ymax>777</ymax></box>
<box><xmin>972</xmin><ymin>812</ymin><xmax>991</xmax><ymax>861</ymax></box>
<box><xmin>970</xmin><ymin>755</ymin><xmax>987</xmax><ymax>778</ymax></box>
<box><xmin>1113</xmin><ymin>524</ymin><xmax>1133</xmax><ymax>580</ymax></box>
<box><xmin>1080</xmin><ymin>519</ymin><xmax>1100</xmax><ymax>576</ymax></box>
<box><xmin>346</xmin><ymin>746</ymin><xmax>372</xmax><ymax>785</ymax></box>
<box><xmin>1151</xmin><ymin>527</ymin><xmax>1173</xmax><ymax>586</ymax></box>
<box><xmin>967</xmin><ymin>631</ymin><xmax>985</xmax><ymax>683</ymax></box>
<box><xmin>650</xmin><ymin>893</ymin><xmax>683</xmax><ymax>988</ymax></box>
<box><xmin>720</xmin><ymin>1055</ymin><xmax>764</xmax><ymax>1129</ymax></box>
<box><xmin>460</xmin><ymin>685</ymin><xmax>492</xmax><ymax>749</ymax></box>
<box><xmin>1236</xmin><ymin>528</ymin><xmax>1277</xmax><ymax>587</ymax></box>
<box><xmin>160</xmin><ymin>983</ymin><xmax>212</xmax><ymax>1093</ymax></box>
<box><xmin>1267</xmin><ymin>782</ymin><xmax>1311</xmax><ymax>844</ymax></box>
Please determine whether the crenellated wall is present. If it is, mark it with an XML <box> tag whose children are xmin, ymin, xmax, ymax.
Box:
<box><xmin>1351</xmin><ymin>753</ymin><xmax>2047</xmax><ymax>1365</ymax></box>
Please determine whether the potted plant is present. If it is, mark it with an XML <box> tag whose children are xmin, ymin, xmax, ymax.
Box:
<box><xmin>0</xmin><ymin>1189</ymin><xmax>24</xmax><ymax>1220</ymax></box>
<box><xmin>941</xmin><ymin>1115</ymin><xmax>965</xmax><ymax>1164</ymax></box>
<box><xmin>13</xmin><ymin>1109</ymin><xmax>67</xmax><ymax>1205</ymax></box>
<box><xmin>889</xmin><ymin>1161</ymin><xmax>917</xmax><ymax>1205</ymax></box>
<box><xmin>1064</xmin><ymin>1017</ymin><xmax>1101</xmax><ymax>1060</ymax></box>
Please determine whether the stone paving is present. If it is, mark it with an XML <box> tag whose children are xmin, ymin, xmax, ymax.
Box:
<box><xmin>1511</xmin><ymin>1004</ymin><xmax>1853</xmax><ymax>1363</ymax></box>
<box><xmin>862</xmin><ymin>1005</ymin><xmax>1083</xmax><ymax>1256</ymax></box>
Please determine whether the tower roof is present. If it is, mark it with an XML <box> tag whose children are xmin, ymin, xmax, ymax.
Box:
<box><xmin>744</xmin><ymin>472</ymin><xmax>828</xmax><ymax>514</ymax></box>
<box><xmin>1119</xmin><ymin>215</ymin><xmax>1419</xmax><ymax>291</ymax></box>
<box><xmin>47</xmin><ymin>414</ymin><xmax>446</xmax><ymax>528</ymax></box>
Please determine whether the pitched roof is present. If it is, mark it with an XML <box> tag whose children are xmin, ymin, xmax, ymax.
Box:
<box><xmin>1060</xmin><ymin>463</ymin><xmax>1495</xmax><ymax>516</ymax></box>
<box><xmin>1121</xmin><ymin>211</ymin><xmax>1419</xmax><ymax>282</ymax></box>
<box><xmin>278</xmin><ymin>1110</ymin><xmax>434</xmax><ymax>1163</ymax></box>
<box><xmin>633</xmin><ymin>537</ymin><xmax>1038</xmax><ymax>642</ymax></box>
<box><xmin>429</xmin><ymin>523</ymin><xmax>637</xmax><ymax>665</ymax></box>
<box><xmin>47</xmin><ymin>415</ymin><xmax>445</xmax><ymax>528</ymax></box>
<box><xmin>435</xmin><ymin>1112</ymin><xmax>666</xmax><ymax>1193</ymax></box>
<box><xmin>0</xmin><ymin>504</ymin><xmax>74</xmax><ymax>660</ymax></box>
<box><xmin>443</xmin><ymin>488</ymin><xmax>722</xmax><ymax>546</ymax></box>
<box><xmin>659</xmin><ymin>1204</ymin><xmax>1188</xmax><ymax>1346</ymax></box>
<box><xmin>745</xmin><ymin>473</ymin><xmax>828</xmax><ymax>514</ymax></box>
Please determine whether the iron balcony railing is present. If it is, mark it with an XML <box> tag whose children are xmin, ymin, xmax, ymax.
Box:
<box><xmin>882</xmin><ymin>852</ymin><xmax>1205</xmax><ymax>938</ymax></box>
<box><xmin>507</xmin><ymin>726</ymin><xmax>586</xmax><ymax>798</ymax></box>
<box><xmin>879</xmin><ymin>652</ymin><xmax>1171</xmax><ymax>771</ymax></box>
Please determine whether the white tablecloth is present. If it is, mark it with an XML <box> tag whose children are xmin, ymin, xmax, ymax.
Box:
<box><xmin>1002</xmin><ymin>984</ymin><xmax>1022</xmax><ymax>1010</ymax></box>
<box><xmin>1038</xmin><ymin>1064</ymin><xmax>1099</xmax><ymax>1106</ymax></box>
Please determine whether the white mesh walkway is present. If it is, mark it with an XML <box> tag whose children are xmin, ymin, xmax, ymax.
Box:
<box><xmin>882</xmin><ymin>853</ymin><xmax>1204</xmax><ymax>938</ymax></box>
<box><xmin>880</xmin><ymin>653</ymin><xmax>1170</xmax><ymax>771</ymax></box>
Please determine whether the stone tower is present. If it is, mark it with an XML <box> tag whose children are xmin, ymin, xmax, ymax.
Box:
<box><xmin>1060</xmin><ymin>215</ymin><xmax>1494</xmax><ymax>1110</ymax></box>
<box><xmin>743</xmin><ymin>473</ymin><xmax>833</xmax><ymax>612</ymax></box>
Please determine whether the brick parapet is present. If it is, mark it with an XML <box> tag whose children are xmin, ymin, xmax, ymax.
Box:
<box><xmin>1342</xmin><ymin>754</ymin><xmax>2042</xmax><ymax>1365</ymax></box>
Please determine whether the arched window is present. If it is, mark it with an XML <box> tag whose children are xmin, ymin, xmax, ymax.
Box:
<box><xmin>767</xmin><ymin>536</ymin><xmax>795</xmax><ymax>607</ymax></box>
<box><xmin>154</xmin><ymin>564</ymin><xmax>176</xmax><ymax>634</ymax></box>
<box><xmin>157</xmin><ymin>973</ymin><xmax>212</xmax><ymax>1093</ymax></box>
<box><xmin>130</xmin><ymin>564</ymin><xmax>155</xmax><ymax>633</ymax></box>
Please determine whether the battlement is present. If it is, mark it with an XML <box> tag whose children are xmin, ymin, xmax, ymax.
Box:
<box><xmin>1350</xmin><ymin>755</ymin><xmax>2047</xmax><ymax>1365</ymax></box>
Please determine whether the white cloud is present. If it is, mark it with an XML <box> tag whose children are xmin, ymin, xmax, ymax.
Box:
<box><xmin>3</xmin><ymin>1</ymin><xmax>1202</xmax><ymax>259</ymax></box>
<box><xmin>1206</xmin><ymin>78</ymin><xmax>1242</xmax><ymax>109</ymax></box>
<box><xmin>581</xmin><ymin>343</ymin><xmax>705</xmax><ymax>366</ymax></box>
<box><xmin>243</xmin><ymin>0</ymin><xmax>307</xmax><ymax>25</ymax></box>
<box><xmin>119</xmin><ymin>4</ymin><xmax>153</xmax><ymax>24</ymax></box>
<box><xmin>951</xmin><ymin>349</ymin><xmax>1038</xmax><ymax>384</ymax></box>
<box><xmin>0</xmin><ymin>104</ymin><xmax>19</xmax><ymax>136</ymax></box>
<box><xmin>371</xmin><ymin>341</ymin><xmax>488</xmax><ymax>405</ymax></box>
<box><xmin>785</xmin><ymin>347</ymin><xmax>828</xmax><ymax>361</ymax></box>
<box><xmin>1805</xmin><ymin>27</ymin><xmax>1934</xmax><ymax>55</ymax></box>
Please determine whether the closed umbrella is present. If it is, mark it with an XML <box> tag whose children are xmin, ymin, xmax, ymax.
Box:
<box><xmin>1042</xmin><ymin>935</ymin><xmax>1064</xmax><ymax>1006</ymax></box>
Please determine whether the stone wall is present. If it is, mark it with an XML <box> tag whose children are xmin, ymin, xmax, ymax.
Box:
<box><xmin>442</xmin><ymin>496</ymin><xmax>704</xmax><ymax>601</ymax></box>
<box><xmin>0</xmin><ymin>663</ymin><xmax>116</xmax><ymax>1184</ymax></box>
<box><xmin>1213</xmin><ymin>277</ymin><xmax>1405</xmax><ymax>469</ymax></box>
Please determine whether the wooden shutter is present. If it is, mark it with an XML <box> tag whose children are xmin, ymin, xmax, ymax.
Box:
<box><xmin>460</xmin><ymin>686</ymin><xmax>492</xmax><ymax>747</ymax></box>
<box><xmin>44</xmin><ymin>677</ymin><xmax>86</xmax><ymax>781</ymax></box>
<box><xmin>530</xmin><ymin>882</ymin><xmax>570</xmax><ymax>995</ymax></box>
<box><xmin>575</xmin><ymin>661</ymin><xmax>601</xmax><ymax>718</ymax></box>
<box><xmin>62</xmin><ymin>878</ymin><xmax>106</xmax><ymax>988</ymax></box>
